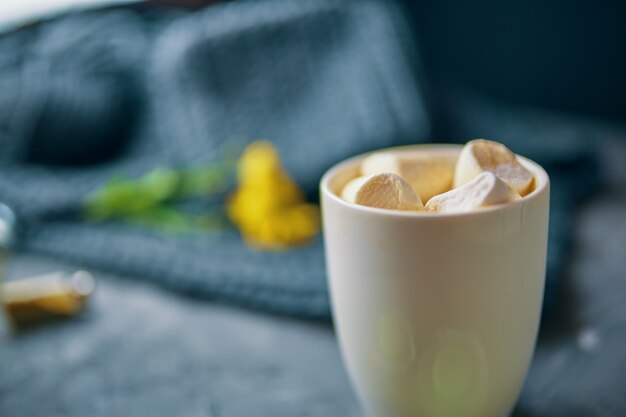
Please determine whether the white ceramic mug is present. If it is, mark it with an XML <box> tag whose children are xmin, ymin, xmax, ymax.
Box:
<box><xmin>320</xmin><ymin>145</ymin><xmax>550</xmax><ymax>417</ymax></box>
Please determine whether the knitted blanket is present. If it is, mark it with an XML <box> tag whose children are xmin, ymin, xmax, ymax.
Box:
<box><xmin>0</xmin><ymin>0</ymin><xmax>598</xmax><ymax>318</ymax></box>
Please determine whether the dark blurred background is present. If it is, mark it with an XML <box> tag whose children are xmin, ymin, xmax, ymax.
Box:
<box><xmin>0</xmin><ymin>1</ymin><xmax>625</xmax><ymax>416</ymax></box>
<box><xmin>406</xmin><ymin>0</ymin><xmax>626</xmax><ymax>122</ymax></box>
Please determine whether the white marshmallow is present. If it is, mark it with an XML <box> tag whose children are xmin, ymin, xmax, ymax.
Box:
<box><xmin>426</xmin><ymin>172</ymin><xmax>520</xmax><ymax>213</ymax></box>
<box><xmin>361</xmin><ymin>152</ymin><xmax>454</xmax><ymax>202</ymax></box>
<box><xmin>341</xmin><ymin>173</ymin><xmax>423</xmax><ymax>211</ymax></box>
<box><xmin>454</xmin><ymin>139</ymin><xmax>534</xmax><ymax>196</ymax></box>
<box><xmin>340</xmin><ymin>176</ymin><xmax>369</xmax><ymax>203</ymax></box>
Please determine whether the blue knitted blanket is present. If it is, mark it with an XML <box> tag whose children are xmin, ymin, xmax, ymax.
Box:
<box><xmin>0</xmin><ymin>0</ymin><xmax>598</xmax><ymax>318</ymax></box>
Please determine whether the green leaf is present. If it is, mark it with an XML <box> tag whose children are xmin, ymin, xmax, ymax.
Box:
<box><xmin>138</xmin><ymin>168</ymin><xmax>181</xmax><ymax>203</ymax></box>
<box><xmin>82</xmin><ymin>141</ymin><xmax>240</xmax><ymax>231</ymax></box>
<box><xmin>126</xmin><ymin>206</ymin><xmax>190</xmax><ymax>233</ymax></box>
<box><xmin>125</xmin><ymin>207</ymin><xmax>227</xmax><ymax>234</ymax></box>
<box><xmin>83</xmin><ymin>178</ymin><xmax>140</xmax><ymax>220</ymax></box>
<box><xmin>179</xmin><ymin>164</ymin><xmax>229</xmax><ymax>197</ymax></box>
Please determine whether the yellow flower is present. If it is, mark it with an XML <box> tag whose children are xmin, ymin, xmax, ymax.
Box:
<box><xmin>227</xmin><ymin>141</ymin><xmax>320</xmax><ymax>249</ymax></box>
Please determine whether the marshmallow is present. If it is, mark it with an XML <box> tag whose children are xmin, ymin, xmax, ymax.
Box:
<box><xmin>361</xmin><ymin>152</ymin><xmax>454</xmax><ymax>202</ymax></box>
<box><xmin>340</xmin><ymin>176</ymin><xmax>369</xmax><ymax>203</ymax></box>
<box><xmin>426</xmin><ymin>172</ymin><xmax>520</xmax><ymax>213</ymax></box>
<box><xmin>454</xmin><ymin>139</ymin><xmax>534</xmax><ymax>196</ymax></box>
<box><xmin>341</xmin><ymin>173</ymin><xmax>423</xmax><ymax>211</ymax></box>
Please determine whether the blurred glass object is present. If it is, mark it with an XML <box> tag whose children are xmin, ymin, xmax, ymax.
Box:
<box><xmin>2</xmin><ymin>270</ymin><xmax>96</xmax><ymax>325</ymax></box>
<box><xmin>0</xmin><ymin>203</ymin><xmax>95</xmax><ymax>331</ymax></box>
<box><xmin>0</xmin><ymin>203</ymin><xmax>16</xmax><ymax>336</ymax></box>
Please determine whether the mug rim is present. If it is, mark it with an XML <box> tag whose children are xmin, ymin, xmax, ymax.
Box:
<box><xmin>320</xmin><ymin>143</ymin><xmax>550</xmax><ymax>219</ymax></box>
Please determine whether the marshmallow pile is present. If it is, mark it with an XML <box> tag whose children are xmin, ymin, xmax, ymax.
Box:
<box><xmin>340</xmin><ymin>139</ymin><xmax>533</xmax><ymax>213</ymax></box>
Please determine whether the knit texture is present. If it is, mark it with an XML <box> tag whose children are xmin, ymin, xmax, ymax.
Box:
<box><xmin>0</xmin><ymin>0</ymin><xmax>598</xmax><ymax>318</ymax></box>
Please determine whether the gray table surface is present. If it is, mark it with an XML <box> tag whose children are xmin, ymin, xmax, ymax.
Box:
<box><xmin>1</xmin><ymin>139</ymin><xmax>625</xmax><ymax>417</ymax></box>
